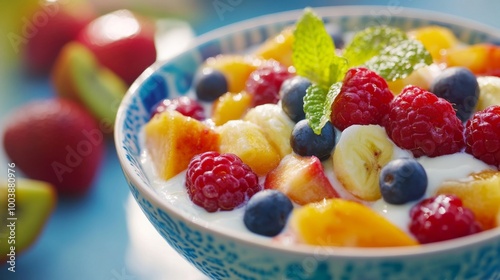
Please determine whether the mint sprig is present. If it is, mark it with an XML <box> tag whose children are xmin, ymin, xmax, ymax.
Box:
<box><xmin>293</xmin><ymin>8</ymin><xmax>345</xmax><ymax>89</ymax></box>
<box><xmin>364</xmin><ymin>39</ymin><xmax>433</xmax><ymax>81</ymax></box>
<box><xmin>293</xmin><ymin>9</ymin><xmax>432</xmax><ymax>134</ymax></box>
<box><xmin>343</xmin><ymin>26</ymin><xmax>407</xmax><ymax>67</ymax></box>
<box><xmin>343</xmin><ymin>26</ymin><xmax>432</xmax><ymax>81</ymax></box>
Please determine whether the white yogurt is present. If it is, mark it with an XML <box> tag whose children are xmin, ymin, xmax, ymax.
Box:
<box><xmin>142</xmin><ymin>140</ymin><xmax>493</xmax><ymax>239</ymax></box>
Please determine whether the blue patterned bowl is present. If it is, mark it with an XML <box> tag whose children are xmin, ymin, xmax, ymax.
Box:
<box><xmin>115</xmin><ymin>6</ymin><xmax>500</xmax><ymax>280</ymax></box>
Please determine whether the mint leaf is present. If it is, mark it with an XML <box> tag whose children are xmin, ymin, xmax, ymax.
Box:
<box><xmin>293</xmin><ymin>8</ymin><xmax>336</xmax><ymax>88</ymax></box>
<box><xmin>328</xmin><ymin>56</ymin><xmax>349</xmax><ymax>85</ymax></box>
<box><xmin>304</xmin><ymin>82</ymin><xmax>342</xmax><ymax>134</ymax></box>
<box><xmin>343</xmin><ymin>26</ymin><xmax>407</xmax><ymax>67</ymax></box>
<box><xmin>365</xmin><ymin>39</ymin><xmax>433</xmax><ymax>81</ymax></box>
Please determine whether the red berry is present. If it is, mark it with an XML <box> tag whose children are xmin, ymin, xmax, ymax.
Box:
<box><xmin>465</xmin><ymin>105</ymin><xmax>500</xmax><ymax>168</ymax></box>
<box><xmin>151</xmin><ymin>96</ymin><xmax>205</xmax><ymax>120</ymax></box>
<box><xmin>185</xmin><ymin>151</ymin><xmax>261</xmax><ymax>212</ymax></box>
<box><xmin>2</xmin><ymin>98</ymin><xmax>104</xmax><ymax>196</ymax></box>
<box><xmin>384</xmin><ymin>85</ymin><xmax>465</xmax><ymax>157</ymax></box>
<box><xmin>245</xmin><ymin>60</ymin><xmax>294</xmax><ymax>107</ymax></box>
<box><xmin>409</xmin><ymin>194</ymin><xmax>482</xmax><ymax>244</ymax></box>
<box><xmin>331</xmin><ymin>67</ymin><xmax>393</xmax><ymax>131</ymax></box>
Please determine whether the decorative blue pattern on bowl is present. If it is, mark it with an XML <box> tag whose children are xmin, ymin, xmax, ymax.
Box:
<box><xmin>115</xmin><ymin>6</ymin><xmax>500</xmax><ymax>280</ymax></box>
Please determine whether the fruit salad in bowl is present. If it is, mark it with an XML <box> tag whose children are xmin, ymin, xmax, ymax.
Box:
<box><xmin>115</xmin><ymin>6</ymin><xmax>500</xmax><ymax>279</ymax></box>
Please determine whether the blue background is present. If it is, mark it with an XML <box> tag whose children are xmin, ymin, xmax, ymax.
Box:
<box><xmin>0</xmin><ymin>0</ymin><xmax>499</xmax><ymax>279</ymax></box>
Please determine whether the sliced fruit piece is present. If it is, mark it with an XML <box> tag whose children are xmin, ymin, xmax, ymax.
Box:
<box><xmin>204</xmin><ymin>55</ymin><xmax>263</xmax><ymax>93</ymax></box>
<box><xmin>476</xmin><ymin>76</ymin><xmax>500</xmax><ymax>111</ymax></box>
<box><xmin>52</xmin><ymin>42</ymin><xmax>128</xmax><ymax>128</ymax></box>
<box><xmin>387</xmin><ymin>64</ymin><xmax>442</xmax><ymax>94</ymax></box>
<box><xmin>0</xmin><ymin>178</ymin><xmax>57</xmax><ymax>262</ymax></box>
<box><xmin>490</xmin><ymin>46</ymin><xmax>500</xmax><ymax>76</ymax></box>
<box><xmin>333</xmin><ymin>125</ymin><xmax>395</xmax><ymax>201</ymax></box>
<box><xmin>290</xmin><ymin>198</ymin><xmax>418</xmax><ymax>247</ymax></box>
<box><xmin>496</xmin><ymin>208</ymin><xmax>500</xmax><ymax>227</ymax></box>
<box><xmin>144</xmin><ymin>110</ymin><xmax>220</xmax><ymax>180</ymax></box>
<box><xmin>254</xmin><ymin>27</ymin><xmax>294</xmax><ymax>67</ymax></box>
<box><xmin>243</xmin><ymin>104</ymin><xmax>295</xmax><ymax>158</ymax></box>
<box><xmin>435</xmin><ymin>170</ymin><xmax>500</xmax><ymax>230</ymax></box>
<box><xmin>445</xmin><ymin>44</ymin><xmax>500</xmax><ymax>76</ymax></box>
<box><xmin>265</xmin><ymin>154</ymin><xmax>339</xmax><ymax>205</ymax></box>
<box><xmin>216</xmin><ymin>120</ymin><xmax>280</xmax><ymax>176</ymax></box>
<box><xmin>408</xmin><ymin>25</ymin><xmax>458</xmax><ymax>61</ymax></box>
<box><xmin>212</xmin><ymin>91</ymin><xmax>252</xmax><ymax>126</ymax></box>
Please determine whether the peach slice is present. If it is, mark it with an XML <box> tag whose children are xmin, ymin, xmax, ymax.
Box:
<box><xmin>445</xmin><ymin>44</ymin><xmax>500</xmax><ymax>76</ymax></box>
<box><xmin>409</xmin><ymin>25</ymin><xmax>458</xmax><ymax>61</ymax></box>
<box><xmin>212</xmin><ymin>91</ymin><xmax>252</xmax><ymax>126</ymax></box>
<box><xmin>435</xmin><ymin>170</ymin><xmax>500</xmax><ymax>230</ymax></box>
<box><xmin>290</xmin><ymin>198</ymin><xmax>418</xmax><ymax>247</ymax></box>
<box><xmin>254</xmin><ymin>27</ymin><xmax>294</xmax><ymax>67</ymax></box>
<box><xmin>144</xmin><ymin>110</ymin><xmax>220</xmax><ymax>180</ymax></box>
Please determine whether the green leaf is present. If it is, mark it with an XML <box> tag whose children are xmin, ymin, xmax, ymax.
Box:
<box><xmin>328</xmin><ymin>56</ymin><xmax>349</xmax><ymax>85</ymax></box>
<box><xmin>365</xmin><ymin>39</ymin><xmax>433</xmax><ymax>81</ymax></box>
<box><xmin>304</xmin><ymin>82</ymin><xmax>342</xmax><ymax>135</ymax></box>
<box><xmin>343</xmin><ymin>26</ymin><xmax>407</xmax><ymax>67</ymax></box>
<box><xmin>293</xmin><ymin>8</ymin><xmax>336</xmax><ymax>88</ymax></box>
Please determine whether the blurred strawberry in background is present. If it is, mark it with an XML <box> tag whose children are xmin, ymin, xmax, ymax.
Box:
<box><xmin>23</xmin><ymin>0</ymin><xmax>96</xmax><ymax>76</ymax></box>
<box><xmin>76</xmin><ymin>9</ymin><xmax>157</xmax><ymax>85</ymax></box>
<box><xmin>0</xmin><ymin>0</ymin><xmax>202</xmax><ymax>263</ymax></box>
<box><xmin>2</xmin><ymin>98</ymin><xmax>105</xmax><ymax>196</ymax></box>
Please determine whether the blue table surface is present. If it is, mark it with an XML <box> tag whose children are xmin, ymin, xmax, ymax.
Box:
<box><xmin>0</xmin><ymin>1</ymin><xmax>499</xmax><ymax>279</ymax></box>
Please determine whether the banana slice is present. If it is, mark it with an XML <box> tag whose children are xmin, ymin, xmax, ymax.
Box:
<box><xmin>476</xmin><ymin>76</ymin><xmax>500</xmax><ymax>111</ymax></box>
<box><xmin>243</xmin><ymin>104</ymin><xmax>295</xmax><ymax>158</ymax></box>
<box><xmin>333</xmin><ymin>125</ymin><xmax>395</xmax><ymax>201</ymax></box>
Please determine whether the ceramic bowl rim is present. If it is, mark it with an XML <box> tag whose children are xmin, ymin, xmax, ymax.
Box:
<box><xmin>116</xmin><ymin>5</ymin><xmax>500</xmax><ymax>259</ymax></box>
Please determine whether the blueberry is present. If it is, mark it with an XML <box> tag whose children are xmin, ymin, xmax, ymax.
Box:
<box><xmin>430</xmin><ymin>67</ymin><xmax>479</xmax><ymax>122</ymax></box>
<box><xmin>379</xmin><ymin>158</ymin><xmax>428</xmax><ymax>205</ymax></box>
<box><xmin>243</xmin><ymin>190</ymin><xmax>294</xmax><ymax>237</ymax></box>
<box><xmin>280</xmin><ymin>76</ymin><xmax>311</xmax><ymax>123</ymax></box>
<box><xmin>290</xmin><ymin>119</ymin><xmax>336</xmax><ymax>161</ymax></box>
<box><xmin>193</xmin><ymin>67</ymin><xmax>228</xmax><ymax>101</ymax></box>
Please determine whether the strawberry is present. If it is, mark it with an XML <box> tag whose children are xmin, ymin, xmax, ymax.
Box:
<box><xmin>2</xmin><ymin>98</ymin><xmax>104</xmax><ymax>196</ymax></box>
<box><xmin>264</xmin><ymin>154</ymin><xmax>339</xmax><ymax>205</ymax></box>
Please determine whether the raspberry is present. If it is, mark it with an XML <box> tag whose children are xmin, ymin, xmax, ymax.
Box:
<box><xmin>409</xmin><ymin>194</ymin><xmax>482</xmax><ymax>244</ymax></box>
<box><xmin>465</xmin><ymin>105</ymin><xmax>500</xmax><ymax>168</ymax></box>
<box><xmin>384</xmin><ymin>85</ymin><xmax>465</xmax><ymax>157</ymax></box>
<box><xmin>330</xmin><ymin>67</ymin><xmax>393</xmax><ymax>131</ymax></box>
<box><xmin>185</xmin><ymin>151</ymin><xmax>261</xmax><ymax>212</ymax></box>
<box><xmin>151</xmin><ymin>96</ymin><xmax>205</xmax><ymax>120</ymax></box>
<box><xmin>245</xmin><ymin>60</ymin><xmax>294</xmax><ymax>107</ymax></box>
